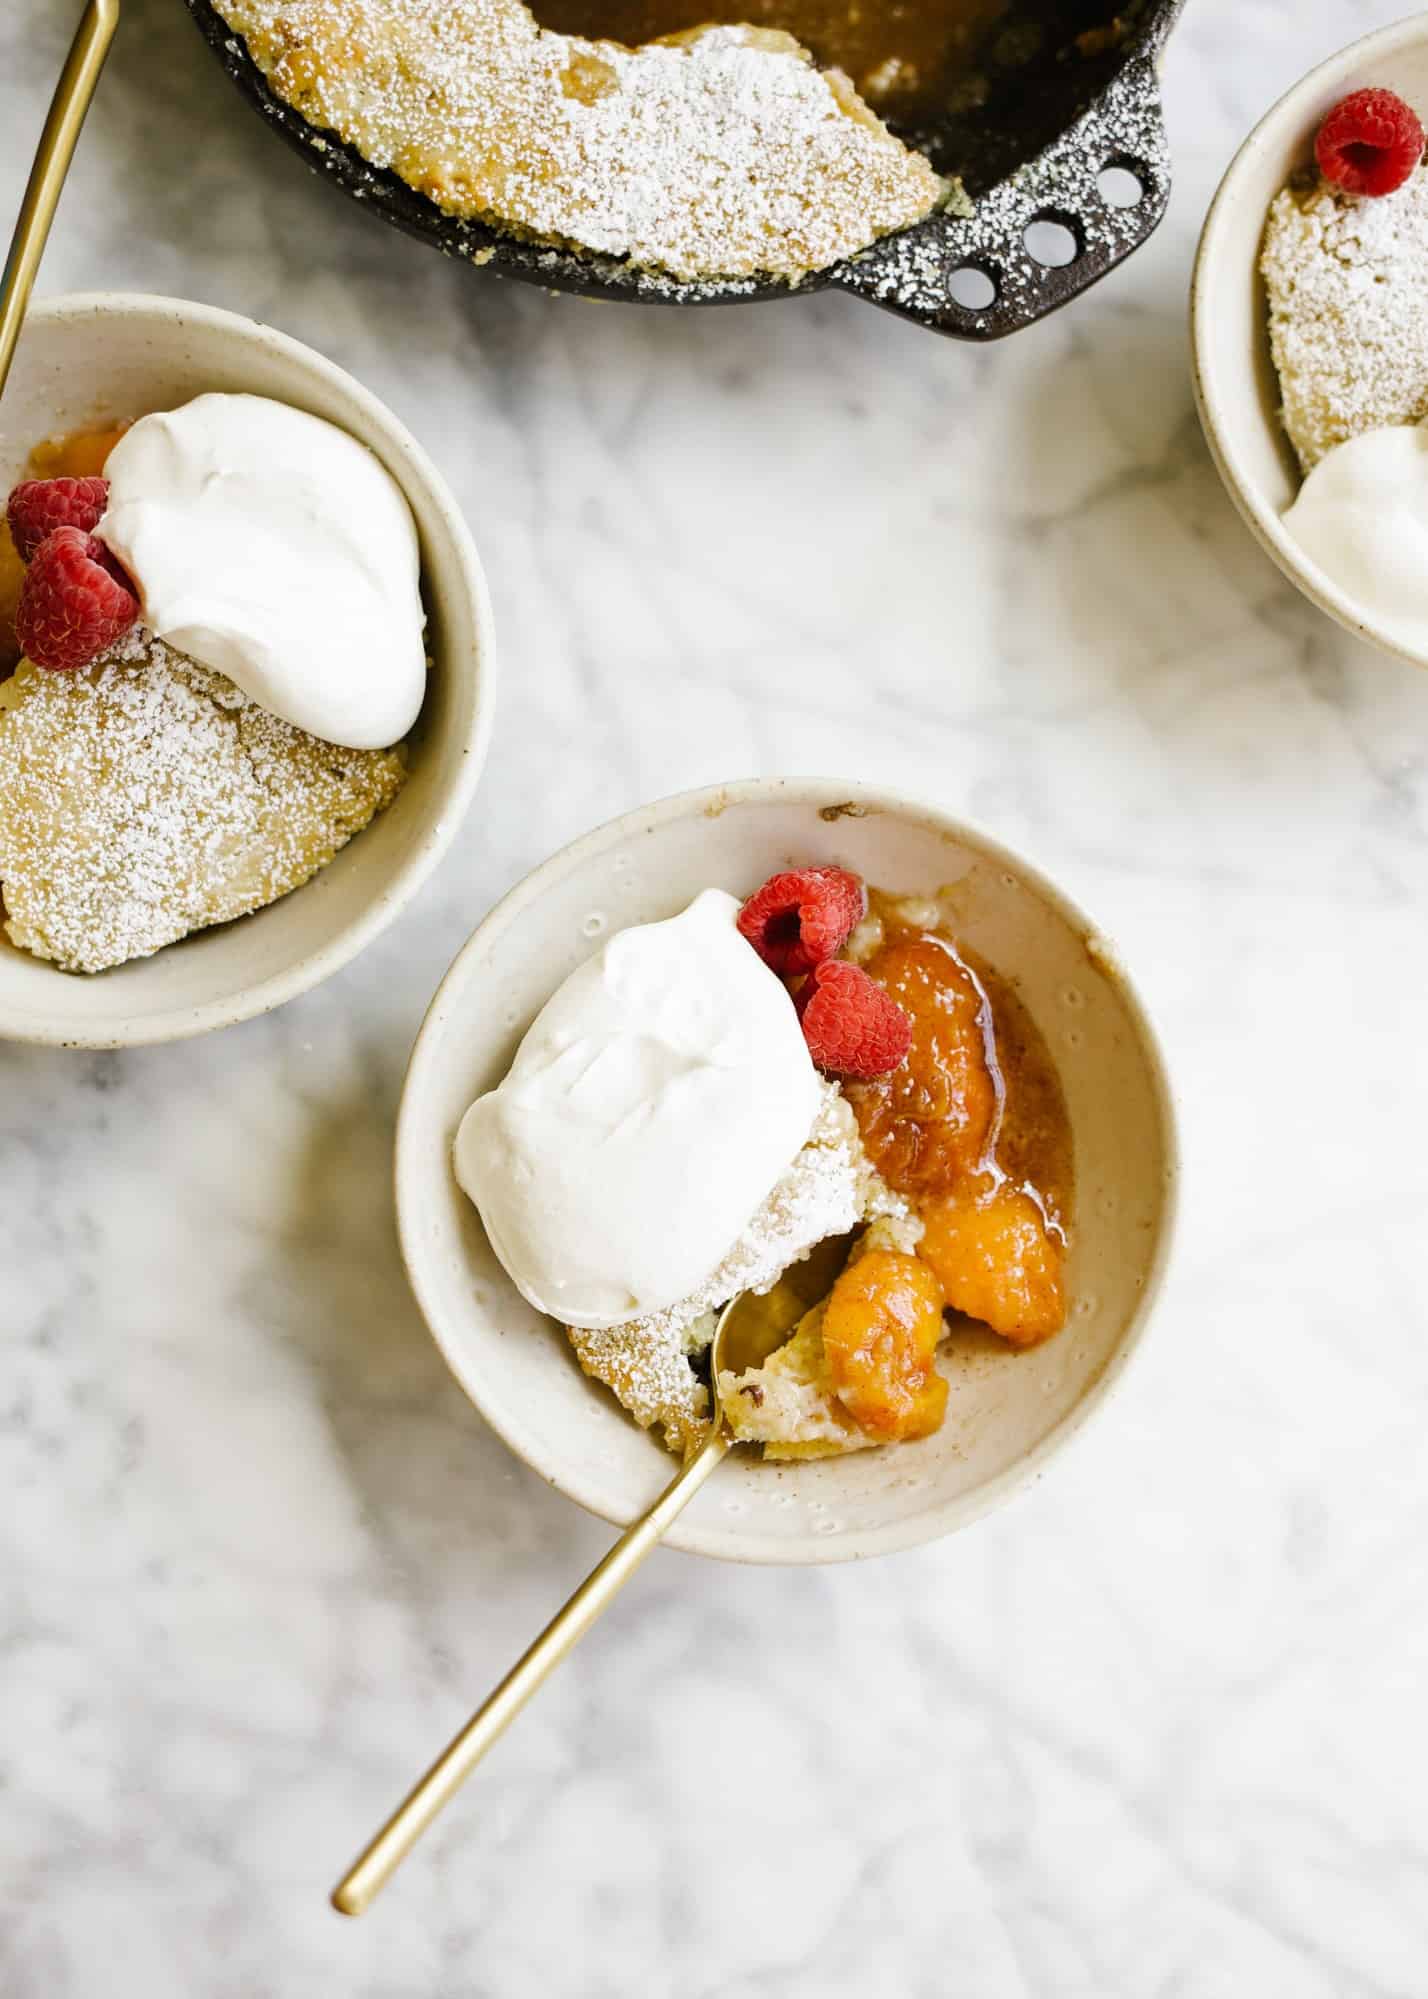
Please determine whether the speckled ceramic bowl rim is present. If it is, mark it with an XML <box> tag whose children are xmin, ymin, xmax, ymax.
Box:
<box><xmin>395</xmin><ymin>776</ymin><xmax>1181</xmax><ymax>1564</ymax></box>
<box><xmin>1190</xmin><ymin>15</ymin><xmax>1428</xmax><ymax>672</ymax></box>
<box><xmin>3</xmin><ymin>292</ymin><xmax>497</xmax><ymax>1047</ymax></box>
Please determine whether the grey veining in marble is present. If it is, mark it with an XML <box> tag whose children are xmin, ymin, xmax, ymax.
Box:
<box><xmin>3</xmin><ymin>0</ymin><xmax>1427</xmax><ymax>1992</ymax></box>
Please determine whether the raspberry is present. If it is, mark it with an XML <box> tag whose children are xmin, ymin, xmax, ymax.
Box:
<box><xmin>795</xmin><ymin>959</ymin><xmax>912</xmax><ymax>1078</ymax></box>
<box><xmin>736</xmin><ymin>866</ymin><xmax>865</xmax><ymax>976</ymax></box>
<box><xmin>7</xmin><ymin>476</ymin><xmax>110</xmax><ymax>563</ymax></box>
<box><xmin>15</xmin><ymin>527</ymin><xmax>139</xmax><ymax>672</ymax></box>
<box><xmin>1316</xmin><ymin>87</ymin><xmax>1425</xmax><ymax>198</ymax></box>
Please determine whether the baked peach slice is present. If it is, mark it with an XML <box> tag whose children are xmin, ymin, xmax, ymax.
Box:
<box><xmin>850</xmin><ymin>935</ymin><xmax>999</xmax><ymax>1193</ymax></box>
<box><xmin>821</xmin><ymin>1247</ymin><xmax>948</xmax><ymax>1442</ymax></box>
<box><xmin>919</xmin><ymin>1187</ymin><xmax>1065</xmax><ymax>1347</ymax></box>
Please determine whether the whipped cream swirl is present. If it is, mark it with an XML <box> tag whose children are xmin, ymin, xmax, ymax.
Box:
<box><xmin>454</xmin><ymin>890</ymin><xmax>822</xmax><ymax>1330</ymax></box>
<box><xmin>100</xmin><ymin>392</ymin><xmax>427</xmax><ymax>749</ymax></box>
<box><xmin>1284</xmin><ymin>418</ymin><xmax>1428</xmax><ymax>656</ymax></box>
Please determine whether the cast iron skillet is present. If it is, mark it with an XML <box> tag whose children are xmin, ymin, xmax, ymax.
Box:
<box><xmin>185</xmin><ymin>0</ymin><xmax>1184</xmax><ymax>339</ymax></box>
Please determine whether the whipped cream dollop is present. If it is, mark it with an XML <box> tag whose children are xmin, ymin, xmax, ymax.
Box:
<box><xmin>99</xmin><ymin>393</ymin><xmax>426</xmax><ymax>749</ymax></box>
<box><xmin>1284</xmin><ymin>419</ymin><xmax>1428</xmax><ymax>655</ymax></box>
<box><xmin>454</xmin><ymin>890</ymin><xmax>822</xmax><ymax>1330</ymax></box>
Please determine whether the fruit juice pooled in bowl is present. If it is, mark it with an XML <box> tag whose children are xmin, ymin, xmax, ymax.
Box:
<box><xmin>454</xmin><ymin>864</ymin><xmax>1073</xmax><ymax>1462</ymax></box>
<box><xmin>0</xmin><ymin>393</ymin><xmax>427</xmax><ymax>974</ymax></box>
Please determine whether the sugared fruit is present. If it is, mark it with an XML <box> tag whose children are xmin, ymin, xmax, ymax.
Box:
<box><xmin>821</xmin><ymin>1248</ymin><xmax>948</xmax><ymax>1440</ymax></box>
<box><xmin>1316</xmin><ymin>87</ymin><xmax>1425</xmax><ymax>198</ymax></box>
<box><xmin>7</xmin><ymin>476</ymin><xmax>110</xmax><ymax>563</ymax></box>
<box><xmin>919</xmin><ymin>1187</ymin><xmax>1065</xmax><ymax>1346</ymax></box>
<box><xmin>795</xmin><ymin>957</ymin><xmax>912</xmax><ymax>1077</ymax></box>
<box><xmin>737</xmin><ymin>865</ymin><xmax>865</xmax><ymax>976</ymax></box>
<box><xmin>15</xmin><ymin>527</ymin><xmax>140</xmax><ymax>673</ymax></box>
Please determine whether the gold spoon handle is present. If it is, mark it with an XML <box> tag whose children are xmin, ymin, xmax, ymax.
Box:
<box><xmin>331</xmin><ymin>1424</ymin><xmax>730</xmax><ymax>1916</ymax></box>
<box><xmin>0</xmin><ymin>0</ymin><xmax>121</xmax><ymax>399</ymax></box>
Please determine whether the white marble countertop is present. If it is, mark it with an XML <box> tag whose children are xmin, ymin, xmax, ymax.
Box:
<box><xmin>3</xmin><ymin>0</ymin><xmax>1426</xmax><ymax>1991</ymax></box>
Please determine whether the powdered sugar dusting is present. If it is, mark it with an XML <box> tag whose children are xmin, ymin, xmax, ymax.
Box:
<box><xmin>0</xmin><ymin>631</ymin><xmax>406</xmax><ymax>974</ymax></box>
<box><xmin>1263</xmin><ymin>165</ymin><xmax>1428</xmax><ymax>472</ymax></box>
<box><xmin>215</xmin><ymin>0</ymin><xmax>941</xmax><ymax>281</ymax></box>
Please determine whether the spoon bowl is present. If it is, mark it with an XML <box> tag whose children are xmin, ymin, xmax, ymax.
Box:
<box><xmin>709</xmin><ymin>1229</ymin><xmax>856</xmax><ymax>1383</ymax></box>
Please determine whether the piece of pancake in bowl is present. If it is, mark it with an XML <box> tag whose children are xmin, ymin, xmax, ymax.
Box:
<box><xmin>0</xmin><ymin>631</ymin><xmax>406</xmax><ymax>974</ymax></box>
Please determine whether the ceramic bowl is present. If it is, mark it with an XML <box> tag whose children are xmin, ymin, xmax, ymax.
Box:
<box><xmin>1191</xmin><ymin>15</ymin><xmax>1428</xmax><ymax>669</ymax></box>
<box><xmin>397</xmin><ymin>778</ymin><xmax>1179</xmax><ymax>1565</ymax></box>
<box><xmin>0</xmin><ymin>293</ymin><xmax>496</xmax><ymax>1047</ymax></box>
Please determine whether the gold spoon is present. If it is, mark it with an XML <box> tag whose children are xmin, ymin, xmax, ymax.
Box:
<box><xmin>331</xmin><ymin>1228</ymin><xmax>854</xmax><ymax>1916</ymax></box>
<box><xmin>0</xmin><ymin>0</ymin><xmax>121</xmax><ymax>399</ymax></box>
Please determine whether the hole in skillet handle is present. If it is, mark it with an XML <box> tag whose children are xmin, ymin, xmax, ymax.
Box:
<box><xmin>1022</xmin><ymin>211</ymin><xmax>1082</xmax><ymax>269</ymax></box>
<box><xmin>1097</xmin><ymin>159</ymin><xmax>1146</xmax><ymax>209</ymax></box>
<box><xmin>948</xmin><ymin>263</ymin><xmax>999</xmax><ymax>310</ymax></box>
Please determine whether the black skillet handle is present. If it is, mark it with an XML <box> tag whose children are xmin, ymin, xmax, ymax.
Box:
<box><xmin>833</xmin><ymin>51</ymin><xmax>1173</xmax><ymax>341</ymax></box>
